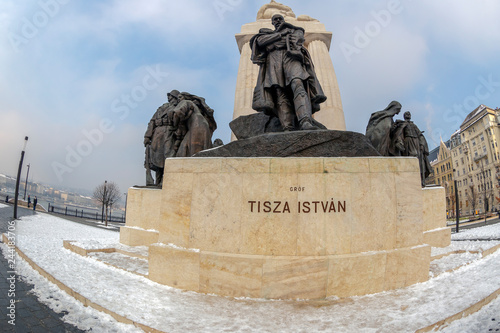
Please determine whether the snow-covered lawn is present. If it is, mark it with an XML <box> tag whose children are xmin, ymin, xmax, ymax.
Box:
<box><xmin>3</xmin><ymin>212</ymin><xmax>500</xmax><ymax>332</ymax></box>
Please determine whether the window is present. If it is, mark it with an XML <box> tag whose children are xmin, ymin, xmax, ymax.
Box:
<box><xmin>481</xmin><ymin>135</ymin><xmax>485</xmax><ymax>142</ymax></box>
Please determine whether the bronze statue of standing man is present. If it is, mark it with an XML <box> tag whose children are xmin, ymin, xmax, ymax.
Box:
<box><xmin>144</xmin><ymin>90</ymin><xmax>180</xmax><ymax>186</ymax></box>
<box><xmin>250</xmin><ymin>14</ymin><xmax>327</xmax><ymax>131</ymax></box>
<box><xmin>393</xmin><ymin>111</ymin><xmax>432</xmax><ymax>187</ymax></box>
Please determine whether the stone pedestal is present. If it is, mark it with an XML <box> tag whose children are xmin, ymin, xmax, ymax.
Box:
<box><xmin>121</xmin><ymin>157</ymin><xmax>448</xmax><ymax>299</ymax></box>
<box><xmin>422</xmin><ymin>187</ymin><xmax>451</xmax><ymax>247</ymax></box>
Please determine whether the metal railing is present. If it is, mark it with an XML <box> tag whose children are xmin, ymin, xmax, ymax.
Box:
<box><xmin>47</xmin><ymin>203</ymin><xmax>125</xmax><ymax>223</ymax></box>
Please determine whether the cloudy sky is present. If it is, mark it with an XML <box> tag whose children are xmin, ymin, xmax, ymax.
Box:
<box><xmin>1</xmin><ymin>0</ymin><xmax>500</xmax><ymax>193</ymax></box>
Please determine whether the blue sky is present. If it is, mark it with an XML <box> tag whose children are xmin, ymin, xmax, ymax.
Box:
<box><xmin>1</xmin><ymin>0</ymin><xmax>500</xmax><ymax>193</ymax></box>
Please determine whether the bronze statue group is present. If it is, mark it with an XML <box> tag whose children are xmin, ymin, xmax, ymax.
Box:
<box><xmin>143</xmin><ymin>14</ymin><xmax>431</xmax><ymax>188</ymax></box>
<box><xmin>144</xmin><ymin>90</ymin><xmax>217</xmax><ymax>186</ymax></box>
<box><xmin>366</xmin><ymin>101</ymin><xmax>432</xmax><ymax>187</ymax></box>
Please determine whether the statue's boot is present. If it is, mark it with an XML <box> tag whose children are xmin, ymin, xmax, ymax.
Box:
<box><xmin>146</xmin><ymin>169</ymin><xmax>155</xmax><ymax>186</ymax></box>
<box><xmin>275</xmin><ymin>87</ymin><xmax>296</xmax><ymax>131</ymax></box>
<box><xmin>292</xmin><ymin>79</ymin><xmax>320</xmax><ymax>131</ymax></box>
<box><xmin>155</xmin><ymin>169</ymin><xmax>163</xmax><ymax>187</ymax></box>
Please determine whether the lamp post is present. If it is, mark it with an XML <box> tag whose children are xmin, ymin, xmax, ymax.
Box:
<box><xmin>124</xmin><ymin>192</ymin><xmax>128</xmax><ymax>222</ymax></box>
<box><xmin>453</xmin><ymin>169</ymin><xmax>459</xmax><ymax>233</ymax></box>
<box><xmin>23</xmin><ymin>163</ymin><xmax>30</xmax><ymax>200</ymax></box>
<box><xmin>101</xmin><ymin>180</ymin><xmax>107</xmax><ymax>222</ymax></box>
<box><xmin>14</xmin><ymin>136</ymin><xmax>29</xmax><ymax>219</ymax></box>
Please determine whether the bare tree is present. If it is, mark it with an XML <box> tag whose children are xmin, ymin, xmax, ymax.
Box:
<box><xmin>449</xmin><ymin>188</ymin><xmax>457</xmax><ymax>218</ymax></box>
<box><xmin>466</xmin><ymin>183</ymin><xmax>478</xmax><ymax>216</ymax></box>
<box><xmin>93</xmin><ymin>181</ymin><xmax>121</xmax><ymax>226</ymax></box>
<box><xmin>475</xmin><ymin>160</ymin><xmax>492</xmax><ymax>214</ymax></box>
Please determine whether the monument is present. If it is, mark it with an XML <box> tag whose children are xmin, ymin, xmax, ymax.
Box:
<box><xmin>120</xmin><ymin>1</ymin><xmax>451</xmax><ymax>300</ymax></box>
<box><xmin>366</xmin><ymin>102</ymin><xmax>432</xmax><ymax>187</ymax></box>
<box><xmin>232</xmin><ymin>0</ymin><xmax>345</xmax><ymax>140</ymax></box>
<box><xmin>144</xmin><ymin>90</ymin><xmax>217</xmax><ymax>186</ymax></box>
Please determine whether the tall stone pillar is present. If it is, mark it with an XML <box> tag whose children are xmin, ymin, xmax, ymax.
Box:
<box><xmin>306</xmin><ymin>39</ymin><xmax>345</xmax><ymax>131</ymax></box>
<box><xmin>233</xmin><ymin>40</ymin><xmax>259</xmax><ymax>128</ymax></box>
<box><xmin>232</xmin><ymin>1</ymin><xmax>345</xmax><ymax>140</ymax></box>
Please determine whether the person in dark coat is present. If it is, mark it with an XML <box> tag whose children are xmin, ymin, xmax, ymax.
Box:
<box><xmin>250</xmin><ymin>14</ymin><xmax>327</xmax><ymax>131</ymax></box>
<box><xmin>393</xmin><ymin>111</ymin><xmax>432</xmax><ymax>187</ymax></box>
<box><xmin>33</xmin><ymin>196</ymin><xmax>37</xmax><ymax>211</ymax></box>
<box><xmin>365</xmin><ymin>101</ymin><xmax>402</xmax><ymax>156</ymax></box>
<box><xmin>28</xmin><ymin>195</ymin><xmax>31</xmax><ymax>208</ymax></box>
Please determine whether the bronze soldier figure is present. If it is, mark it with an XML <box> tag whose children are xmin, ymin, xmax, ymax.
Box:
<box><xmin>250</xmin><ymin>14</ymin><xmax>327</xmax><ymax>131</ymax></box>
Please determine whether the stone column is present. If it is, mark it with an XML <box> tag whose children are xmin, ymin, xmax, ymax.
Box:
<box><xmin>306</xmin><ymin>39</ymin><xmax>345</xmax><ymax>131</ymax></box>
<box><xmin>232</xmin><ymin>38</ymin><xmax>260</xmax><ymax>141</ymax></box>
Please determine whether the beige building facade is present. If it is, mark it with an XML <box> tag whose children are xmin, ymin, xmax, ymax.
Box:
<box><xmin>429</xmin><ymin>140</ymin><xmax>455</xmax><ymax>216</ymax></box>
<box><xmin>444</xmin><ymin>105</ymin><xmax>500</xmax><ymax>216</ymax></box>
<box><xmin>232</xmin><ymin>1</ymin><xmax>345</xmax><ymax>140</ymax></box>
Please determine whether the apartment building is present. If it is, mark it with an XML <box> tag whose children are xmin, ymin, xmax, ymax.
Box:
<box><xmin>447</xmin><ymin>105</ymin><xmax>500</xmax><ymax>216</ymax></box>
<box><xmin>429</xmin><ymin>140</ymin><xmax>454</xmax><ymax>216</ymax></box>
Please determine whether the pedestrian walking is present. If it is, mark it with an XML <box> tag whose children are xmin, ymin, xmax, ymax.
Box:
<box><xmin>33</xmin><ymin>196</ymin><xmax>37</xmax><ymax>211</ymax></box>
<box><xmin>28</xmin><ymin>195</ymin><xmax>31</xmax><ymax>208</ymax></box>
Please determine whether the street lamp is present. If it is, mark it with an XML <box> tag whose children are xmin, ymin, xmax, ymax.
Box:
<box><xmin>14</xmin><ymin>136</ymin><xmax>29</xmax><ymax>219</ymax></box>
<box><xmin>124</xmin><ymin>192</ymin><xmax>128</xmax><ymax>221</ymax></box>
<box><xmin>101</xmin><ymin>180</ymin><xmax>107</xmax><ymax>222</ymax></box>
<box><xmin>453</xmin><ymin>169</ymin><xmax>459</xmax><ymax>233</ymax></box>
<box><xmin>23</xmin><ymin>163</ymin><xmax>30</xmax><ymax>200</ymax></box>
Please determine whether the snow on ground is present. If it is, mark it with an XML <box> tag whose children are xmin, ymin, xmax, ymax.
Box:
<box><xmin>440</xmin><ymin>295</ymin><xmax>500</xmax><ymax>333</ymax></box>
<box><xmin>0</xmin><ymin>244</ymin><xmax>143</xmax><ymax>333</ymax></box>
<box><xmin>4</xmin><ymin>212</ymin><xmax>500</xmax><ymax>332</ymax></box>
<box><xmin>431</xmin><ymin>240</ymin><xmax>500</xmax><ymax>257</ymax></box>
<box><xmin>0</xmin><ymin>203</ymin><xmax>8</xmax><ymax>208</ymax></box>
<box><xmin>73</xmin><ymin>239</ymin><xmax>149</xmax><ymax>257</ymax></box>
<box><xmin>429</xmin><ymin>252</ymin><xmax>482</xmax><ymax>277</ymax></box>
<box><xmin>88</xmin><ymin>252</ymin><xmax>148</xmax><ymax>276</ymax></box>
<box><xmin>452</xmin><ymin>223</ymin><xmax>500</xmax><ymax>240</ymax></box>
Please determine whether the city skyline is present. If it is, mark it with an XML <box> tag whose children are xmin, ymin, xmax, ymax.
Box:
<box><xmin>1</xmin><ymin>0</ymin><xmax>500</xmax><ymax>192</ymax></box>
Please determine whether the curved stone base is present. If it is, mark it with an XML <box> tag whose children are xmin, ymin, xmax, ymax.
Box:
<box><xmin>123</xmin><ymin>157</ymin><xmax>450</xmax><ymax>299</ymax></box>
<box><xmin>149</xmin><ymin>243</ymin><xmax>430</xmax><ymax>299</ymax></box>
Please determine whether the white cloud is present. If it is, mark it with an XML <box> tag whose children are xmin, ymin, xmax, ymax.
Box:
<box><xmin>408</xmin><ymin>1</ymin><xmax>500</xmax><ymax>63</ymax></box>
<box><xmin>1</xmin><ymin>0</ymin><xmax>499</xmax><ymax>191</ymax></box>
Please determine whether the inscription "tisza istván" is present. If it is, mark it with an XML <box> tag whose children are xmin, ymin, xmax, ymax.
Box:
<box><xmin>248</xmin><ymin>200</ymin><xmax>346</xmax><ymax>214</ymax></box>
